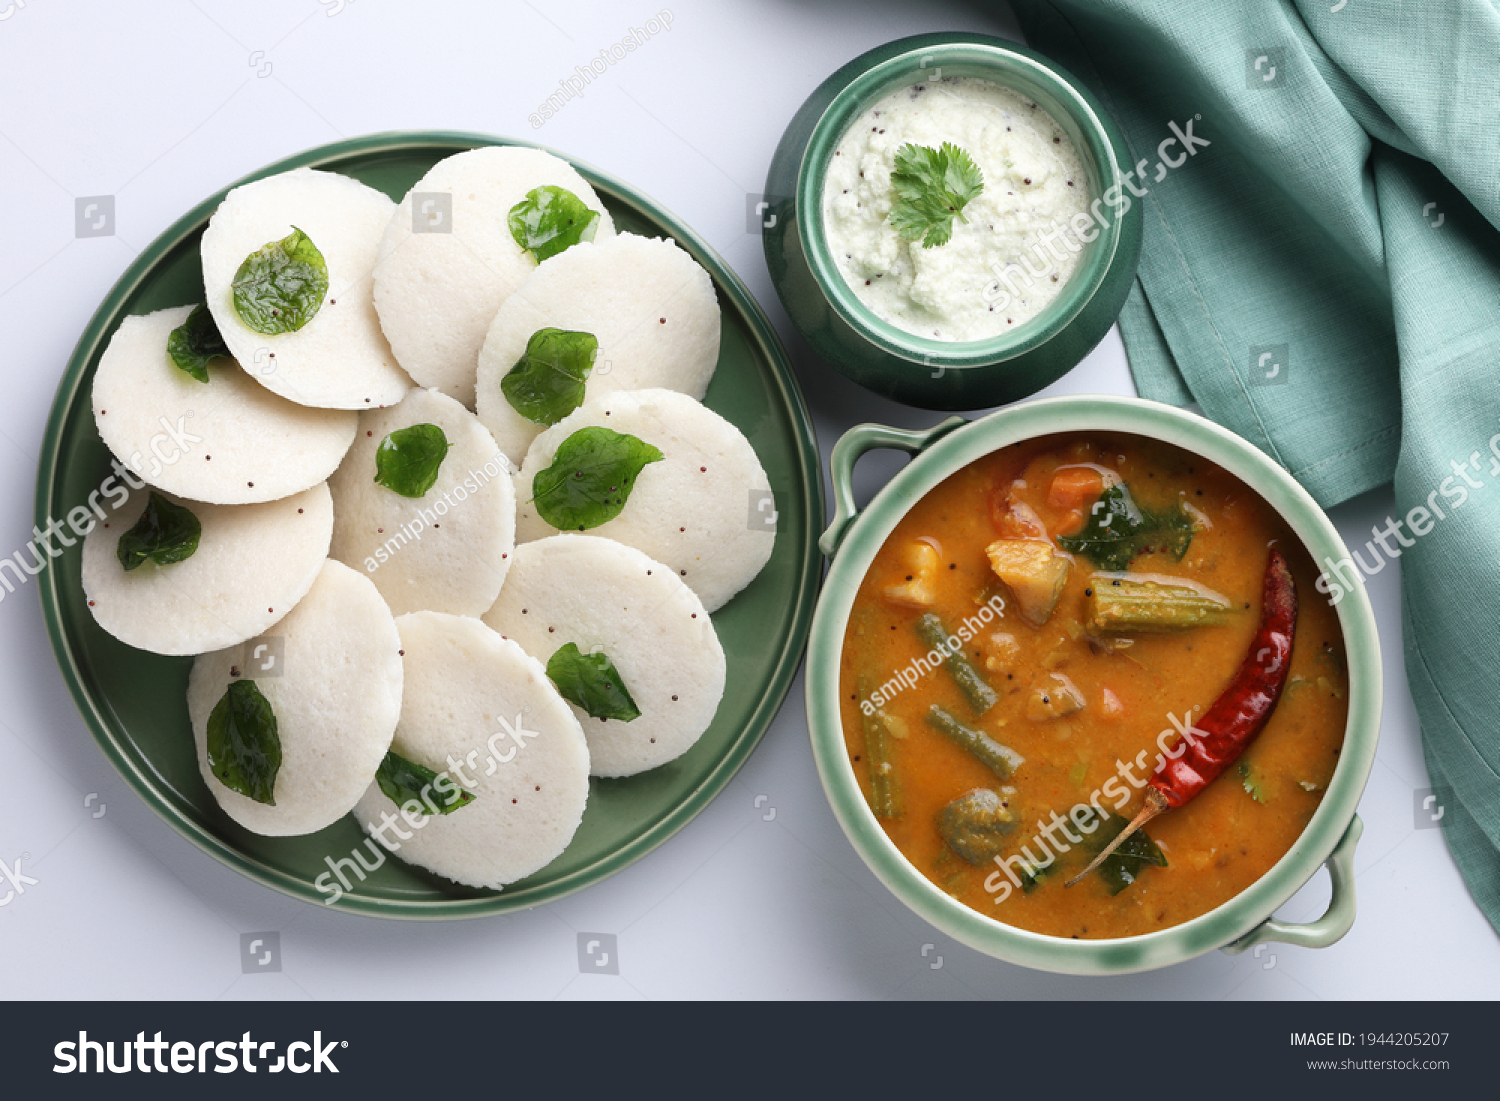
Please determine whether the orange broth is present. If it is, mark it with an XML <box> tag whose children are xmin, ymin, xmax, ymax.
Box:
<box><xmin>838</xmin><ymin>433</ymin><xmax>1347</xmax><ymax>939</ymax></box>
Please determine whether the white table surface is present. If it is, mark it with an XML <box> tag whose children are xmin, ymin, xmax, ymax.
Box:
<box><xmin>1</xmin><ymin>0</ymin><xmax>1493</xmax><ymax>1001</ymax></box>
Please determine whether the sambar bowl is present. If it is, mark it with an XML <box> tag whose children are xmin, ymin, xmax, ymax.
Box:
<box><xmin>805</xmin><ymin>395</ymin><xmax>1379</xmax><ymax>974</ymax></box>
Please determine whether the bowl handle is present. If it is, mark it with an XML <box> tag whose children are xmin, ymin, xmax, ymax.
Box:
<box><xmin>1220</xmin><ymin>815</ymin><xmax>1363</xmax><ymax>955</ymax></box>
<box><xmin>821</xmin><ymin>417</ymin><xmax>968</xmax><ymax>558</ymax></box>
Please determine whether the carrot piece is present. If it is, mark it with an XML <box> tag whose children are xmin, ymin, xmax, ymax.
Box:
<box><xmin>1054</xmin><ymin>508</ymin><xmax>1086</xmax><ymax>537</ymax></box>
<box><xmin>1048</xmin><ymin>466</ymin><xmax>1105</xmax><ymax>512</ymax></box>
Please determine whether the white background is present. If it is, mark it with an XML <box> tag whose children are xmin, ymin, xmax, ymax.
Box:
<box><xmin>0</xmin><ymin>0</ymin><xmax>1493</xmax><ymax>1000</ymax></box>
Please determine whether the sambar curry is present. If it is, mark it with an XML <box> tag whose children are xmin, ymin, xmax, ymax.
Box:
<box><xmin>839</xmin><ymin>433</ymin><xmax>1348</xmax><ymax>939</ymax></box>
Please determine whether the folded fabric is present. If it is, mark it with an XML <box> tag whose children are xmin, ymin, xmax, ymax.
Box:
<box><xmin>1012</xmin><ymin>0</ymin><xmax>1500</xmax><ymax>932</ymax></box>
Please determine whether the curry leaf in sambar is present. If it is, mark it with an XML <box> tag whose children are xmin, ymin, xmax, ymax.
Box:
<box><xmin>207</xmin><ymin>680</ymin><xmax>281</xmax><ymax>805</ymax></box>
<box><xmin>116</xmin><ymin>491</ymin><xmax>201</xmax><ymax>571</ymax></box>
<box><xmin>507</xmin><ymin>185</ymin><xmax>600</xmax><ymax>263</ymax></box>
<box><xmin>374</xmin><ymin>423</ymin><xmax>450</xmax><ymax>498</ymax></box>
<box><xmin>501</xmin><ymin>328</ymin><xmax>599</xmax><ymax>426</ymax></box>
<box><xmin>531</xmin><ymin>426</ymin><xmax>663</xmax><ymax>531</ymax></box>
<box><xmin>231</xmin><ymin>226</ymin><xmax>329</xmax><ymax>335</ymax></box>
<box><xmin>1075</xmin><ymin>806</ymin><xmax>1168</xmax><ymax>896</ymax></box>
<box><xmin>1058</xmin><ymin>483</ymin><xmax>1194</xmax><ymax>571</ymax></box>
<box><xmin>546</xmin><ymin>642</ymin><xmax>641</xmax><ymax>722</ymax></box>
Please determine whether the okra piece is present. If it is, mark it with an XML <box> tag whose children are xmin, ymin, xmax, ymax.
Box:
<box><xmin>858</xmin><ymin>681</ymin><xmax>903</xmax><ymax>819</ymax></box>
<box><xmin>1085</xmin><ymin>573</ymin><xmax>1235</xmax><ymax>633</ymax></box>
<box><xmin>926</xmin><ymin>705</ymin><xmax>1024</xmax><ymax>780</ymax></box>
<box><xmin>916</xmin><ymin>613</ymin><xmax>998</xmax><ymax>714</ymax></box>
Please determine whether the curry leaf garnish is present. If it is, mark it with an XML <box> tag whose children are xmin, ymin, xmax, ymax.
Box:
<box><xmin>374</xmin><ymin>423</ymin><xmax>450</xmax><ymax>498</ymax></box>
<box><xmin>230</xmin><ymin>226</ymin><xmax>329</xmax><ymax>334</ymax></box>
<box><xmin>116</xmin><ymin>491</ymin><xmax>201</xmax><ymax>571</ymax></box>
<box><xmin>1076</xmin><ymin>807</ymin><xmax>1168</xmax><ymax>896</ymax></box>
<box><xmin>375</xmin><ymin>750</ymin><xmax>475</xmax><ymax>816</ymax></box>
<box><xmin>546</xmin><ymin>642</ymin><xmax>641</xmax><ymax>722</ymax></box>
<box><xmin>166</xmin><ymin>304</ymin><xmax>230</xmax><ymax>382</ymax></box>
<box><xmin>888</xmin><ymin>142</ymin><xmax>985</xmax><ymax>249</ymax></box>
<box><xmin>1057</xmin><ymin>483</ymin><xmax>1195</xmax><ymax>571</ymax></box>
<box><xmin>207</xmin><ymin>680</ymin><xmax>281</xmax><ymax>806</ymax></box>
<box><xmin>507</xmin><ymin>185</ymin><xmax>600</xmax><ymax>263</ymax></box>
<box><xmin>502</xmin><ymin>328</ymin><xmax>599</xmax><ymax>426</ymax></box>
<box><xmin>532</xmin><ymin>426</ymin><xmax>663</xmax><ymax>531</ymax></box>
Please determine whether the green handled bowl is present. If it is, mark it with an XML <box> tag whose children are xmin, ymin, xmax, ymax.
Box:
<box><xmin>763</xmin><ymin>33</ymin><xmax>1143</xmax><ymax>410</ymax></box>
<box><xmin>806</xmin><ymin>395</ymin><xmax>1380</xmax><ymax>974</ymax></box>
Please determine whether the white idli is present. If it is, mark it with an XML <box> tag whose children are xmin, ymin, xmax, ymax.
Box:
<box><xmin>482</xmin><ymin>536</ymin><xmax>725</xmax><ymax>777</ymax></box>
<box><xmin>475</xmin><ymin>233</ymin><xmax>720</xmax><ymax>464</ymax></box>
<box><xmin>187</xmin><ymin>559</ymin><xmax>404</xmax><ymax>836</ymax></box>
<box><xmin>81</xmin><ymin>482</ymin><xmax>333</xmax><ymax>656</ymax></box>
<box><xmin>200</xmin><ymin>167</ymin><xmax>412</xmax><ymax>410</ymax></box>
<box><xmin>372</xmin><ymin>146</ymin><xmax>617</xmax><ymax>408</ymax></box>
<box><xmin>91</xmin><ymin>305</ymin><xmax>358</xmax><ymax>504</ymax></box>
<box><xmin>328</xmin><ymin>387</ymin><xmax>515</xmax><ymax>617</ymax></box>
<box><xmin>353</xmin><ymin>611</ymin><xmax>590</xmax><ymax>890</ymax></box>
<box><xmin>513</xmin><ymin>389</ymin><xmax>774</xmax><ymax>612</ymax></box>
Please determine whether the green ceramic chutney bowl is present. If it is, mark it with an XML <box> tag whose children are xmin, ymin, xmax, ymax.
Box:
<box><xmin>806</xmin><ymin>395</ymin><xmax>1380</xmax><ymax>974</ymax></box>
<box><xmin>763</xmin><ymin>33</ymin><xmax>1143</xmax><ymax>410</ymax></box>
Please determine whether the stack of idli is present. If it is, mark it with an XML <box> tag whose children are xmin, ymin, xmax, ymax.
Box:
<box><xmin>78</xmin><ymin>144</ymin><xmax>779</xmax><ymax>900</ymax></box>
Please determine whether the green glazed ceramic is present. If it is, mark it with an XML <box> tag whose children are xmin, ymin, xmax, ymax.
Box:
<box><xmin>807</xmin><ymin>396</ymin><xmax>1380</xmax><ymax>974</ymax></box>
<box><xmin>36</xmin><ymin>132</ymin><xmax>823</xmax><ymax>919</ymax></box>
<box><xmin>764</xmin><ymin>33</ymin><xmax>1143</xmax><ymax>410</ymax></box>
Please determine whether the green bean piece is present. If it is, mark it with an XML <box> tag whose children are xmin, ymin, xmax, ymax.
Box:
<box><xmin>926</xmin><ymin>705</ymin><xmax>1024</xmax><ymax>780</ymax></box>
<box><xmin>858</xmin><ymin>684</ymin><xmax>903</xmax><ymax>819</ymax></box>
<box><xmin>915</xmin><ymin>613</ymin><xmax>998</xmax><ymax>714</ymax></box>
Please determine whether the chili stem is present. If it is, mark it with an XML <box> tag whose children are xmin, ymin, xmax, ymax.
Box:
<box><xmin>1064</xmin><ymin>788</ymin><xmax>1169</xmax><ymax>888</ymax></box>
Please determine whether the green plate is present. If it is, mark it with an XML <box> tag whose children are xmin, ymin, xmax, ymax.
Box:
<box><xmin>35</xmin><ymin>132</ymin><xmax>823</xmax><ymax>919</ymax></box>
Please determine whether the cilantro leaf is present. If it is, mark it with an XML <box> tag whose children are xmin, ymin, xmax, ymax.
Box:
<box><xmin>374</xmin><ymin>423</ymin><xmax>450</xmax><ymax>499</ymax></box>
<box><xmin>116</xmin><ymin>491</ymin><xmax>201</xmax><ymax>571</ymax></box>
<box><xmin>166</xmin><ymin>304</ymin><xmax>229</xmax><ymax>382</ymax></box>
<box><xmin>501</xmin><ymin>328</ymin><xmax>599</xmax><ymax>426</ymax></box>
<box><xmin>531</xmin><ymin>426</ymin><xmax>664</xmax><ymax>531</ymax></box>
<box><xmin>508</xmin><ymin>185</ymin><xmax>600</xmax><ymax>263</ymax></box>
<box><xmin>1240</xmin><ymin>761</ymin><xmax>1270</xmax><ymax>803</ymax></box>
<box><xmin>887</xmin><ymin>142</ymin><xmax>985</xmax><ymax>249</ymax></box>
<box><xmin>1057</xmin><ymin>483</ymin><xmax>1195</xmax><ymax>571</ymax></box>
<box><xmin>546</xmin><ymin>642</ymin><xmax>641</xmax><ymax>722</ymax></box>
<box><xmin>231</xmin><ymin>226</ymin><xmax>329</xmax><ymax>335</ymax></box>
<box><xmin>376</xmin><ymin>751</ymin><xmax>475</xmax><ymax>816</ymax></box>
<box><xmin>207</xmin><ymin>680</ymin><xmax>281</xmax><ymax>806</ymax></box>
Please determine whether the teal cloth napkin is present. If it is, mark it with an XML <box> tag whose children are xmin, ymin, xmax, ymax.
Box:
<box><xmin>1011</xmin><ymin>0</ymin><xmax>1500</xmax><ymax>931</ymax></box>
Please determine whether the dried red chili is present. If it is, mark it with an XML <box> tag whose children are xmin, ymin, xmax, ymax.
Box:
<box><xmin>1066</xmin><ymin>547</ymin><xmax>1298</xmax><ymax>887</ymax></box>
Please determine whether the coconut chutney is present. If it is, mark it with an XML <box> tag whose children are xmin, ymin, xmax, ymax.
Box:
<box><xmin>822</xmin><ymin>77</ymin><xmax>1091</xmax><ymax>342</ymax></box>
